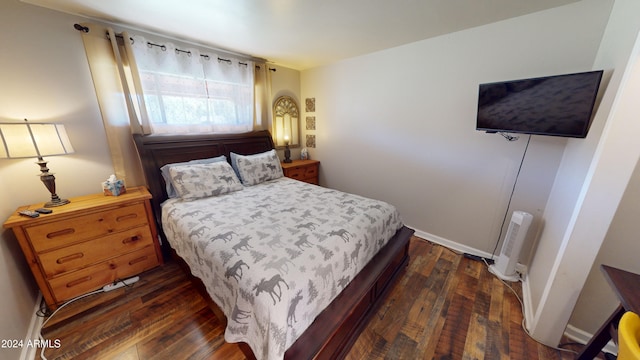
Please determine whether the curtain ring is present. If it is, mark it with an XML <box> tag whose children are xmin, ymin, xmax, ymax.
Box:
<box><xmin>73</xmin><ymin>24</ymin><xmax>89</xmax><ymax>33</ymax></box>
<box><xmin>175</xmin><ymin>49</ymin><xmax>192</xmax><ymax>56</ymax></box>
<box><xmin>147</xmin><ymin>42</ymin><xmax>167</xmax><ymax>51</ymax></box>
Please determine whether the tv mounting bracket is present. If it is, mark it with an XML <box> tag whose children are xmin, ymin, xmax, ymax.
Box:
<box><xmin>499</xmin><ymin>132</ymin><xmax>519</xmax><ymax>141</ymax></box>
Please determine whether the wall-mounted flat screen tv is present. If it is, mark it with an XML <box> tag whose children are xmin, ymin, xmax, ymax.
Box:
<box><xmin>476</xmin><ymin>70</ymin><xmax>603</xmax><ymax>138</ymax></box>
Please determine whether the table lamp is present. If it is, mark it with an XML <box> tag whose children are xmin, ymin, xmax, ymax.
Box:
<box><xmin>283</xmin><ymin>135</ymin><xmax>292</xmax><ymax>163</ymax></box>
<box><xmin>0</xmin><ymin>119</ymin><xmax>74</xmax><ymax>207</ymax></box>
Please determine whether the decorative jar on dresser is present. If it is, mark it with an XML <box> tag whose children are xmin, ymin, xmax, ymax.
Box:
<box><xmin>281</xmin><ymin>159</ymin><xmax>320</xmax><ymax>185</ymax></box>
<box><xmin>3</xmin><ymin>186</ymin><xmax>163</xmax><ymax>310</ymax></box>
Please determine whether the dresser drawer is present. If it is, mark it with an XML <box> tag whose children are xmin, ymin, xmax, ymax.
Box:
<box><xmin>49</xmin><ymin>246</ymin><xmax>159</xmax><ymax>303</ymax></box>
<box><xmin>283</xmin><ymin>162</ymin><xmax>319</xmax><ymax>182</ymax></box>
<box><xmin>303</xmin><ymin>164</ymin><xmax>318</xmax><ymax>178</ymax></box>
<box><xmin>27</xmin><ymin>203</ymin><xmax>149</xmax><ymax>252</ymax></box>
<box><xmin>285</xmin><ymin>167</ymin><xmax>305</xmax><ymax>180</ymax></box>
<box><xmin>39</xmin><ymin>226</ymin><xmax>154</xmax><ymax>278</ymax></box>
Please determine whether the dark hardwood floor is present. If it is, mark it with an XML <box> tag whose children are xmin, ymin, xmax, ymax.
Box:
<box><xmin>37</xmin><ymin>237</ymin><xmax>584</xmax><ymax>359</ymax></box>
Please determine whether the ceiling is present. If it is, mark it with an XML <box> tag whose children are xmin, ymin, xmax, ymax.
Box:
<box><xmin>22</xmin><ymin>0</ymin><xmax>579</xmax><ymax>70</ymax></box>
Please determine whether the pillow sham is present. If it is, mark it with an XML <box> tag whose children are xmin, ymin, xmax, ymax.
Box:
<box><xmin>230</xmin><ymin>149</ymin><xmax>283</xmax><ymax>186</ymax></box>
<box><xmin>161</xmin><ymin>155</ymin><xmax>226</xmax><ymax>198</ymax></box>
<box><xmin>168</xmin><ymin>161</ymin><xmax>243</xmax><ymax>200</ymax></box>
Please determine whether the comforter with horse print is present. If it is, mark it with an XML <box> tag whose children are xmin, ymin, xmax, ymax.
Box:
<box><xmin>161</xmin><ymin>177</ymin><xmax>403</xmax><ymax>360</ymax></box>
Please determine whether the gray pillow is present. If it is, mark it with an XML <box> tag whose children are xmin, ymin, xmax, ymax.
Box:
<box><xmin>161</xmin><ymin>155</ymin><xmax>226</xmax><ymax>198</ymax></box>
<box><xmin>168</xmin><ymin>161</ymin><xmax>243</xmax><ymax>200</ymax></box>
<box><xmin>230</xmin><ymin>150</ymin><xmax>283</xmax><ymax>186</ymax></box>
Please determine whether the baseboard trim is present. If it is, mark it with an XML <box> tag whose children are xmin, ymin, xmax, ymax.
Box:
<box><xmin>564</xmin><ymin>324</ymin><xmax>617</xmax><ymax>355</ymax></box>
<box><xmin>412</xmin><ymin>228</ymin><xmax>494</xmax><ymax>260</ymax></box>
<box><xmin>520</xmin><ymin>273</ymin><xmax>535</xmax><ymax>332</ymax></box>
<box><xmin>20</xmin><ymin>293</ymin><xmax>43</xmax><ymax>360</ymax></box>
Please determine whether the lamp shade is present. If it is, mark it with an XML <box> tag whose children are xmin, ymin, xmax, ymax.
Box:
<box><xmin>0</xmin><ymin>122</ymin><xmax>74</xmax><ymax>159</ymax></box>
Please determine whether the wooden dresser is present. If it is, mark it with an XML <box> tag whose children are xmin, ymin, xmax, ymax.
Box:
<box><xmin>3</xmin><ymin>186</ymin><xmax>163</xmax><ymax>310</ymax></box>
<box><xmin>281</xmin><ymin>159</ymin><xmax>320</xmax><ymax>185</ymax></box>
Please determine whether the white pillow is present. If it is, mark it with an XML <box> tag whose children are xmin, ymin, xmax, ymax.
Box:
<box><xmin>168</xmin><ymin>161</ymin><xmax>242</xmax><ymax>200</ymax></box>
<box><xmin>230</xmin><ymin>150</ymin><xmax>283</xmax><ymax>186</ymax></box>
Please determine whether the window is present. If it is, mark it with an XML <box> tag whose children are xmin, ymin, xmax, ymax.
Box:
<box><xmin>130</xmin><ymin>36</ymin><xmax>255</xmax><ymax>134</ymax></box>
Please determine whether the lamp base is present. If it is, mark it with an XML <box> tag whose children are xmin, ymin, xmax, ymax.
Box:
<box><xmin>45</xmin><ymin>197</ymin><xmax>70</xmax><ymax>208</ymax></box>
<box><xmin>284</xmin><ymin>144</ymin><xmax>292</xmax><ymax>163</ymax></box>
<box><xmin>37</xmin><ymin>157</ymin><xmax>70</xmax><ymax>208</ymax></box>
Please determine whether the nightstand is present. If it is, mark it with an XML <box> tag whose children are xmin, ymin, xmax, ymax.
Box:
<box><xmin>3</xmin><ymin>186</ymin><xmax>163</xmax><ymax>310</ymax></box>
<box><xmin>281</xmin><ymin>159</ymin><xmax>320</xmax><ymax>185</ymax></box>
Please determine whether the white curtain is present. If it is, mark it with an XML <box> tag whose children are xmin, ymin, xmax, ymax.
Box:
<box><xmin>129</xmin><ymin>35</ymin><xmax>257</xmax><ymax>135</ymax></box>
<box><xmin>77</xmin><ymin>23</ymin><xmax>269</xmax><ymax>183</ymax></box>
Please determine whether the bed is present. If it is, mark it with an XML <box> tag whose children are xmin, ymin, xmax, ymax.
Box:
<box><xmin>133</xmin><ymin>130</ymin><xmax>414</xmax><ymax>360</ymax></box>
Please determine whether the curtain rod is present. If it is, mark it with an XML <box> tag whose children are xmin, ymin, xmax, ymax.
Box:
<box><xmin>72</xmin><ymin>23</ymin><xmax>275</xmax><ymax>71</ymax></box>
<box><xmin>141</xmin><ymin>41</ymin><xmax>276</xmax><ymax>71</ymax></box>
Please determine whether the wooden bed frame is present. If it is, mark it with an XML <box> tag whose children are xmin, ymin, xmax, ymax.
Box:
<box><xmin>133</xmin><ymin>130</ymin><xmax>413</xmax><ymax>359</ymax></box>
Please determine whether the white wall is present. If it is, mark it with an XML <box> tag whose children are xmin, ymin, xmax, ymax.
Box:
<box><xmin>0</xmin><ymin>0</ymin><xmax>114</xmax><ymax>356</ymax></box>
<box><xmin>527</xmin><ymin>0</ymin><xmax>640</xmax><ymax>344</ymax></box>
<box><xmin>528</xmin><ymin>29</ymin><xmax>640</xmax><ymax>346</ymax></box>
<box><xmin>564</xmin><ymin>0</ymin><xmax>640</xmax><ymax>335</ymax></box>
<box><xmin>301</xmin><ymin>0</ymin><xmax>611</xmax><ymax>259</ymax></box>
<box><xmin>569</xmin><ymin>1</ymin><xmax>640</xmax><ymax>334</ymax></box>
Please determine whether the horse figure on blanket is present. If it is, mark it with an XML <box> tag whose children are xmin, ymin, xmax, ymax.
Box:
<box><xmin>327</xmin><ymin>229</ymin><xmax>353</xmax><ymax>242</ymax></box>
<box><xmin>287</xmin><ymin>290</ymin><xmax>304</xmax><ymax>326</ymax></box>
<box><xmin>295</xmin><ymin>234</ymin><xmax>314</xmax><ymax>250</ymax></box>
<box><xmin>211</xmin><ymin>231</ymin><xmax>237</xmax><ymax>243</ymax></box>
<box><xmin>296</xmin><ymin>222</ymin><xmax>317</xmax><ymax>231</ymax></box>
<box><xmin>225</xmin><ymin>260</ymin><xmax>250</xmax><ymax>281</ymax></box>
<box><xmin>350</xmin><ymin>241</ymin><xmax>363</xmax><ymax>266</ymax></box>
<box><xmin>231</xmin><ymin>303</ymin><xmax>252</xmax><ymax>324</ymax></box>
<box><xmin>233</xmin><ymin>235</ymin><xmax>253</xmax><ymax>255</ymax></box>
<box><xmin>220</xmin><ymin>175</ymin><xmax>236</xmax><ymax>184</ymax></box>
<box><xmin>253</xmin><ymin>274</ymin><xmax>289</xmax><ymax>305</ymax></box>
<box><xmin>188</xmin><ymin>225</ymin><xmax>210</xmax><ymax>240</ymax></box>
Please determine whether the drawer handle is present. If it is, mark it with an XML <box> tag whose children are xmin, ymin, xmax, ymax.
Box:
<box><xmin>66</xmin><ymin>276</ymin><xmax>92</xmax><ymax>288</ymax></box>
<box><xmin>56</xmin><ymin>252</ymin><xmax>84</xmax><ymax>264</ymax></box>
<box><xmin>129</xmin><ymin>256</ymin><xmax>148</xmax><ymax>266</ymax></box>
<box><xmin>46</xmin><ymin>228</ymin><xmax>75</xmax><ymax>238</ymax></box>
<box><xmin>116</xmin><ymin>213</ymin><xmax>138</xmax><ymax>222</ymax></box>
<box><xmin>122</xmin><ymin>235</ymin><xmax>141</xmax><ymax>244</ymax></box>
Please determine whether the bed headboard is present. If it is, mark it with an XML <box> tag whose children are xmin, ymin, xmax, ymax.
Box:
<box><xmin>133</xmin><ymin>130</ymin><xmax>275</xmax><ymax>254</ymax></box>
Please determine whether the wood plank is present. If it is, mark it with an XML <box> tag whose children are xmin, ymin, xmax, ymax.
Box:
<box><xmin>136</xmin><ymin>307</ymin><xmax>223</xmax><ymax>359</ymax></box>
<box><xmin>416</xmin><ymin>250</ymin><xmax>462</xmax><ymax>359</ymax></box>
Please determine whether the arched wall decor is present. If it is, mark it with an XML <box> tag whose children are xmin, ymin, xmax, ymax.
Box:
<box><xmin>272</xmin><ymin>96</ymin><xmax>300</xmax><ymax>148</ymax></box>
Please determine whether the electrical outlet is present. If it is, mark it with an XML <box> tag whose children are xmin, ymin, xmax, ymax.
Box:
<box><xmin>515</xmin><ymin>263</ymin><xmax>527</xmax><ymax>276</ymax></box>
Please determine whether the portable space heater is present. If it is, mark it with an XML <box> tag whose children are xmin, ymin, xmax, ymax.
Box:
<box><xmin>489</xmin><ymin>211</ymin><xmax>533</xmax><ymax>282</ymax></box>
